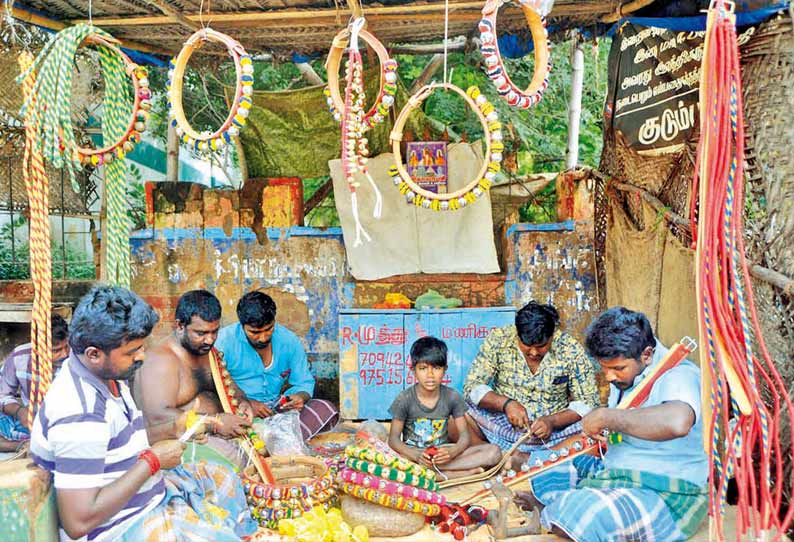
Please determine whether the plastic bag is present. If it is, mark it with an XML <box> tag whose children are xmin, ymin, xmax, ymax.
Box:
<box><xmin>254</xmin><ymin>410</ymin><xmax>309</xmax><ymax>457</ymax></box>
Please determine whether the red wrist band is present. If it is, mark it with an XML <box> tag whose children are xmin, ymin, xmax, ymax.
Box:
<box><xmin>138</xmin><ymin>449</ymin><xmax>160</xmax><ymax>476</ymax></box>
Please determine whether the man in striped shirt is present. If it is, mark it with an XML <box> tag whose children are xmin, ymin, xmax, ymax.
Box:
<box><xmin>30</xmin><ymin>286</ymin><xmax>256</xmax><ymax>542</ymax></box>
<box><xmin>0</xmin><ymin>314</ymin><xmax>70</xmax><ymax>451</ymax></box>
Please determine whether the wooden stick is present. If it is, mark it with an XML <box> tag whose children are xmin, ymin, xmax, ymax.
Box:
<box><xmin>73</xmin><ymin>2</ymin><xmax>489</xmax><ymax>26</ymax></box>
<box><xmin>750</xmin><ymin>264</ymin><xmax>794</xmax><ymax>296</ymax></box>
<box><xmin>208</xmin><ymin>349</ymin><xmax>275</xmax><ymax>484</ymax></box>
<box><xmin>601</xmin><ymin>0</ymin><xmax>657</xmax><ymax>23</ymax></box>
<box><xmin>610</xmin><ymin>180</ymin><xmax>692</xmax><ymax>231</ymax></box>
<box><xmin>141</xmin><ymin>0</ymin><xmax>200</xmax><ymax>31</ymax></box>
<box><xmin>409</xmin><ymin>54</ymin><xmax>445</xmax><ymax>94</ymax></box>
<box><xmin>389</xmin><ymin>36</ymin><xmax>467</xmax><ymax>55</ymax></box>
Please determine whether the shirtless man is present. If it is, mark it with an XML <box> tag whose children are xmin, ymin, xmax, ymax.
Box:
<box><xmin>134</xmin><ymin>290</ymin><xmax>253</xmax><ymax>464</ymax></box>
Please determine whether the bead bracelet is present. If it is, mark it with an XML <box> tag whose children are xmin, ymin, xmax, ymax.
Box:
<box><xmin>345</xmin><ymin>458</ymin><xmax>438</xmax><ymax>491</ymax></box>
<box><xmin>345</xmin><ymin>445</ymin><xmax>436</xmax><ymax>480</ymax></box>
<box><xmin>250</xmin><ymin>499</ymin><xmax>334</xmax><ymax>525</ymax></box>
<box><xmin>339</xmin><ymin>467</ymin><xmax>446</xmax><ymax>505</ymax></box>
<box><xmin>340</xmin><ymin>482</ymin><xmax>441</xmax><ymax>517</ymax></box>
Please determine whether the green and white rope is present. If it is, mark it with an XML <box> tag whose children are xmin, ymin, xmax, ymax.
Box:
<box><xmin>19</xmin><ymin>24</ymin><xmax>135</xmax><ymax>286</ymax></box>
<box><xmin>98</xmin><ymin>44</ymin><xmax>133</xmax><ymax>287</ymax></box>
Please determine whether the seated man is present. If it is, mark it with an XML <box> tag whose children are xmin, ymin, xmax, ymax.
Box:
<box><xmin>514</xmin><ymin>307</ymin><xmax>708</xmax><ymax>542</ymax></box>
<box><xmin>215</xmin><ymin>291</ymin><xmax>338</xmax><ymax>441</ymax></box>
<box><xmin>463</xmin><ymin>301</ymin><xmax>599</xmax><ymax>455</ymax></box>
<box><xmin>0</xmin><ymin>314</ymin><xmax>70</xmax><ymax>452</ymax></box>
<box><xmin>30</xmin><ymin>285</ymin><xmax>256</xmax><ymax>542</ymax></box>
<box><xmin>135</xmin><ymin>289</ymin><xmax>254</xmax><ymax>467</ymax></box>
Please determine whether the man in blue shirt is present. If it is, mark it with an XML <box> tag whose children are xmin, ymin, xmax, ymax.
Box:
<box><xmin>215</xmin><ymin>291</ymin><xmax>338</xmax><ymax>440</ymax></box>
<box><xmin>514</xmin><ymin>307</ymin><xmax>708</xmax><ymax>542</ymax></box>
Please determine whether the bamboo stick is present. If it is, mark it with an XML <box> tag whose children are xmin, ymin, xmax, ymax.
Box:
<box><xmin>73</xmin><ymin>2</ymin><xmax>489</xmax><ymax>26</ymax></box>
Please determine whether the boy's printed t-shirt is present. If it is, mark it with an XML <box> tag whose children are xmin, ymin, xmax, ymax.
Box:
<box><xmin>389</xmin><ymin>385</ymin><xmax>467</xmax><ymax>447</ymax></box>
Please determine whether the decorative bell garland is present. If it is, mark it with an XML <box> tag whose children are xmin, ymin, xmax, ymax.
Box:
<box><xmin>324</xmin><ymin>22</ymin><xmax>398</xmax><ymax>130</ymax></box>
<box><xmin>428</xmin><ymin>503</ymin><xmax>489</xmax><ymax>541</ymax></box>
<box><xmin>76</xmin><ymin>56</ymin><xmax>149</xmax><ymax>168</ymax></box>
<box><xmin>345</xmin><ymin>445</ymin><xmax>436</xmax><ymax>481</ymax></box>
<box><xmin>335</xmin><ymin>17</ymin><xmax>383</xmax><ymax>246</ymax></box>
<box><xmin>388</xmin><ymin>84</ymin><xmax>503</xmax><ymax>211</ymax></box>
<box><xmin>479</xmin><ymin>0</ymin><xmax>551</xmax><ymax>108</ymax></box>
<box><xmin>242</xmin><ymin>457</ymin><xmax>337</xmax><ymax>526</ymax></box>
<box><xmin>339</xmin><ymin>467</ymin><xmax>446</xmax><ymax>506</ymax></box>
<box><xmin>340</xmin><ymin>481</ymin><xmax>441</xmax><ymax>517</ymax></box>
<box><xmin>18</xmin><ymin>24</ymin><xmax>146</xmax><ymax>288</ymax></box>
<box><xmin>345</xmin><ymin>457</ymin><xmax>438</xmax><ymax>491</ymax></box>
<box><xmin>167</xmin><ymin>28</ymin><xmax>253</xmax><ymax>152</ymax></box>
<box><xmin>208</xmin><ymin>349</ymin><xmax>275</xmax><ymax>485</ymax></box>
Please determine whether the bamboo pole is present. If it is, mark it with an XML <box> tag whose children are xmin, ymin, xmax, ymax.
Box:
<box><xmin>10</xmin><ymin>5</ymin><xmax>169</xmax><ymax>55</ymax></box>
<box><xmin>389</xmin><ymin>36</ymin><xmax>467</xmax><ymax>55</ymax></box>
<box><xmin>566</xmin><ymin>37</ymin><xmax>585</xmax><ymax>169</ymax></box>
<box><xmin>166</xmin><ymin>124</ymin><xmax>179</xmax><ymax>183</ymax></box>
<box><xmin>73</xmin><ymin>2</ymin><xmax>489</xmax><ymax>27</ymax></box>
<box><xmin>601</xmin><ymin>0</ymin><xmax>656</xmax><ymax>23</ymax></box>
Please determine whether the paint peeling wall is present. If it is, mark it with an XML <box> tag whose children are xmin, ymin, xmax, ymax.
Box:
<box><xmin>504</xmin><ymin>221</ymin><xmax>599</xmax><ymax>339</ymax></box>
<box><xmin>129</xmin><ymin>182</ymin><xmax>599</xmax><ymax>405</ymax></box>
<box><xmin>130</xmin><ymin>227</ymin><xmax>349</xmax><ymax>400</ymax></box>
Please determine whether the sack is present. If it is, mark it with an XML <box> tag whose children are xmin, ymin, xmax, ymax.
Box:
<box><xmin>340</xmin><ymin>495</ymin><xmax>425</xmax><ymax>537</ymax></box>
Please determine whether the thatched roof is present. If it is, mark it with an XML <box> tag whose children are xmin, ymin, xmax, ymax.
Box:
<box><xmin>11</xmin><ymin>0</ymin><xmax>623</xmax><ymax>56</ymax></box>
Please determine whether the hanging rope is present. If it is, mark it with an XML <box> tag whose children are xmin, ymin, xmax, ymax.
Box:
<box><xmin>692</xmin><ymin>2</ymin><xmax>794</xmax><ymax>539</ymax></box>
<box><xmin>97</xmin><ymin>44</ymin><xmax>134</xmax><ymax>287</ymax></box>
<box><xmin>19</xmin><ymin>24</ymin><xmax>146</xmax><ymax>287</ymax></box>
<box><xmin>19</xmin><ymin>51</ymin><xmax>52</xmax><ymax>426</ymax></box>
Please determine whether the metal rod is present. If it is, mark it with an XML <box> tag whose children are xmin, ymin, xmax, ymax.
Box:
<box><xmin>60</xmin><ymin>170</ymin><xmax>67</xmax><ymax>279</ymax></box>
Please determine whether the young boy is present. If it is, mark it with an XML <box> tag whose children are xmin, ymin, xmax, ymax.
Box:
<box><xmin>388</xmin><ymin>337</ymin><xmax>502</xmax><ymax>479</ymax></box>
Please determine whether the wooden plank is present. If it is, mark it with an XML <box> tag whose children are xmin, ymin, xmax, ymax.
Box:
<box><xmin>0</xmin><ymin>303</ymin><xmax>73</xmax><ymax>323</ymax></box>
<box><xmin>303</xmin><ymin>177</ymin><xmax>334</xmax><ymax>216</ymax></box>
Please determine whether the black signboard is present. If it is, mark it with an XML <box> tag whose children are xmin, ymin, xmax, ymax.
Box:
<box><xmin>605</xmin><ymin>23</ymin><xmax>754</xmax><ymax>154</ymax></box>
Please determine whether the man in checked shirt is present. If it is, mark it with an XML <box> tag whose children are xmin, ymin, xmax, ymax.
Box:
<box><xmin>462</xmin><ymin>301</ymin><xmax>599</xmax><ymax>461</ymax></box>
<box><xmin>0</xmin><ymin>313</ymin><xmax>70</xmax><ymax>451</ymax></box>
